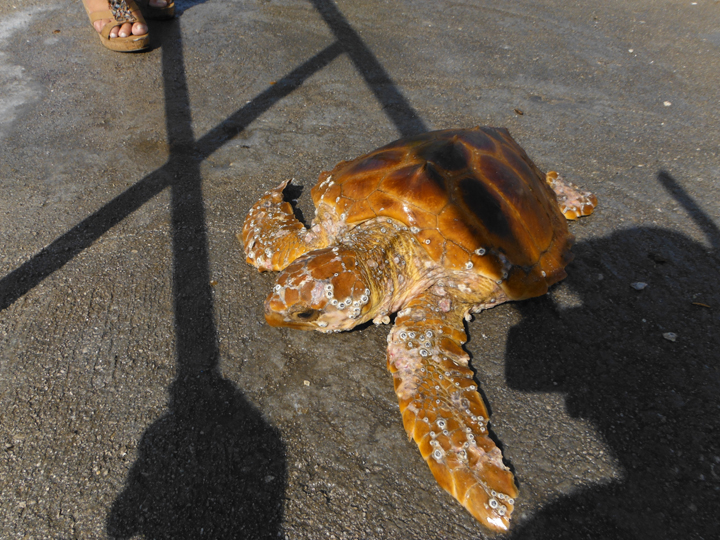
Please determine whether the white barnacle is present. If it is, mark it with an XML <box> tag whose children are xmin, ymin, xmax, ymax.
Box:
<box><xmin>331</xmin><ymin>299</ymin><xmax>338</xmax><ymax>305</ymax></box>
<box><xmin>502</xmin><ymin>270</ymin><xmax>509</xmax><ymax>279</ymax></box>
<box><xmin>541</xmin><ymin>270</ymin><xmax>547</xmax><ymax>277</ymax></box>
<box><xmin>408</xmin><ymin>332</ymin><xmax>416</xmax><ymax>339</ymax></box>
<box><xmin>432</xmin><ymin>449</ymin><xmax>443</xmax><ymax>461</ymax></box>
<box><xmin>497</xmin><ymin>505</ymin><xmax>506</xmax><ymax>516</ymax></box>
<box><xmin>425</xmin><ymin>239</ymin><xmax>431</xmax><ymax>244</ymax></box>
<box><xmin>465</xmin><ymin>261</ymin><xmax>473</xmax><ymax>269</ymax></box>
<box><xmin>489</xmin><ymin>498</ymin><xmax>498</xmax><ymax>509</ymax></box>
<box><xmin>496</xmin><ymin>279</ymin><xmax>503</xmax><ymax>284</ymax></box>
<box><xmin>318</xmin><ymin>321</ymin><xmax>328</xmax><ymax>328</ymax></box>
<box><xmin>434</xmin><ymin>385</ymin><xmax>440</xmax><ymax>390</ymax></box>
<box><xmin>274</xmin><ymin>284</ymin><xmax>282</xmax><ymax>292</ymax></box>
<box><xmin>364</xmin><ymin>288</ymin><xmax>370</xmax><ymax>295</ymax></box>
<box><xmin>419</xmin><ymin>349</ymin><xmax>429</xmax><ymax>357</ymax></box>
<box><xmin>437</xmin><ymin>419</ymin><xmax>446</xmax><ymax>429</ymax></box>
<box><xmin>423</xmin><ymin>417</ymin><xmax>429</xmax><ymax>423</ymax></box>
<box><xmin>424</xmin><ymin>341</ymin><xmax>431</xmax><ymax>348</ymax></box>
<box><xmin>360</xmin><ymin>295</ymin><xmax>369</xmax><ymax>303</ymax></box>
<box><xmin>475</xmin><ymin>248</ymin><xmax>486</xmax><ymax>256</ymax></box>
<box><xmin>340</xmin><ymin>213</ymin><xmax>347</xmax><ymax>220</ymax></box>
<box><xmin>381</xmin><ymin>228</ymin><xmax>386</xmax><ymax>233</ymax></box>
<box><xmin>337</xmin><ymin>302</ymin><xmax>345</xmax><ymax>309</ymax></box>
<box><xmin>325</xmin><ymin>284</ymin><xmax>334</xmax><ymax>291</ymax></box>
<box><xmin>410</xmin><ymin>226</ymin><xmax>420</xmax><ymax>234</ymax></box>
<box><xmin>345</xmin><ymin>297</ymin><xmax>352</xmax><ymax>305</ymax></box>
<box><xmin>326</xmin><ymin>291</ymin><xmax>334</xmax><ymax>299</ymax></box>
<box><xmin>507</xmin><ymin>498</ymin><xmax>514</xmax><ymax>505</ymax></box>
<box><xmin>399</xmin><ymin>331</ymin><xmax>407</xmax><ymax>340</ymax></box>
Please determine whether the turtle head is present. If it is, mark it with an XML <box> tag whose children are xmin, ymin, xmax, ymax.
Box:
<box><xmin>264</xmin><ymin>246</ymin><xmax>379</xmax><ymax>332</ymax></box>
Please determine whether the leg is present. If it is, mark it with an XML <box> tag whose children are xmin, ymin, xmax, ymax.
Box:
<box><xmin>241</xmin><ymin>180</ymin><xmax>329</xmax><ymax>272</ymax></box>
<box><xmin>387</xmin><ymin>289</ymin><xmax>517</xmax><ymax>532</ymax></box>
<box><xmin>546</xmin><ymin>171</ymin><xmax>598</xmax><ymax>220</ymax></box>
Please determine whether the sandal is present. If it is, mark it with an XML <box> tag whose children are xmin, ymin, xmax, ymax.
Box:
<box><xmin>83</xmin><ymin>0</ymin><xmax>150</xmax><ymax>52</ymax></box>
<box><xmin>140</xmin><ymin>0</ymin><xmax>175</xmax><ymax>20</ymax></box>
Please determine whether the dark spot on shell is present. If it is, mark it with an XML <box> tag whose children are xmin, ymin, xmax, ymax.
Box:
<box><xmin>458</xmin><ymin>175</ymin><xmax>512</xmax><ymax>239</ymax></box>
<box><xmin>418</xmin><ymin>138</ymin><xmax>470</xmax><ymax>172</ymax></box>
<box><xmin>455</xmin><ymin>128</ymin><xmax>496</xmax><ymax>153</ymax></box>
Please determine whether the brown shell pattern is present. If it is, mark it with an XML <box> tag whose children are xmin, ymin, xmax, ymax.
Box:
<box><xmin>311</xmin><ymin>127</ymin><xmax>574</xmax><ymax>300</ymax></box>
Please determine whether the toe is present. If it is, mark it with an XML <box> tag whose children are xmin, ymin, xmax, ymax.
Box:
<box><xmin>132</xmin><ymin>21</ymin><xmax>148</xmax><ymax>36</ymax></box>
<box><xmin>117</xmin><ymin>22</ymin><xmax>133</xmax><ymax>38</ymax></box>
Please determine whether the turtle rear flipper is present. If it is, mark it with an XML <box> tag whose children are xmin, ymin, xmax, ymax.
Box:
<box><xmin>546</xmin><ymin>171</ymin><xmax>598</xmax><ymax>220</ymax></box>
<box><xmin>387</xmin><ymin>290</ymin><xmax>518</xmax><ymax>532</ymax></box>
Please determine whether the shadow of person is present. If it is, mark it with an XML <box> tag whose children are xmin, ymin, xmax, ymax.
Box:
<box><xmin>505</xmin><ymin>224</ymin><xmax>720</xmax><ymax>539</ymax></box>
<box><xmin>106</xmin><ymin>369</ymin><xmax>286</xmax><ymax>539</ymax></box>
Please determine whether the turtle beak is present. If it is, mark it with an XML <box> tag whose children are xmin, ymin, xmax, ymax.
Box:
<box><xmin>264</xmin><ymin>295</ymin><xmax>320</xmax><ymax>330</ymax></box>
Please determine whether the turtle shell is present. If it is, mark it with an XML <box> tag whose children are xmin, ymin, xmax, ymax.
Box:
<box><xmin>310</xmin><ymin>127</ymin><xmax>574</xmax><ymax>300</ymax></box>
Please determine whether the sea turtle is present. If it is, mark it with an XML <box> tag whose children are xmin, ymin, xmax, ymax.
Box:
<box><xmin>240</xmin><ymin>127</ymin><xmax>597</xmax><ymax>532</ymax></box>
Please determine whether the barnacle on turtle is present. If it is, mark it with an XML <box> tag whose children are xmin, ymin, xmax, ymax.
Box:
<box><xmin>240</xmin><ymin>127</ymin><xmax>597</xmax><ymax>532</ymax></box>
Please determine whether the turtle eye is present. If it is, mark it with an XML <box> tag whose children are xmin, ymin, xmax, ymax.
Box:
<box><xmin>290</xmin><ymin>308</ymin><xmax>319</xmax><ymax>322</ymax></box>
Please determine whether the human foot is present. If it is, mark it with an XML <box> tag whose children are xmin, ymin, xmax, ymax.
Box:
<box><xmin>84</xmin><ymin>0</ymin><xmax>147</xmax><ymax>39</ymax></box>
<box><xmin>82</xmin><ymin>0</ymin><xmax>150</xmax><ymax>51</ymax></box>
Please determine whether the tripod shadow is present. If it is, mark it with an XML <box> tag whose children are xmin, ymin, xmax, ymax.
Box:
<box><xmin>506</xmin><ymin>175</ymin><xmax>720</xmax><ymax>539</ymax></box>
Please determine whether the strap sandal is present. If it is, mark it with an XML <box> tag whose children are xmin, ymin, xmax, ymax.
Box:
<box><xmin>83</xmin><ymin>0</ymin><xmax>150</xmax><ymax>52</ymax></box>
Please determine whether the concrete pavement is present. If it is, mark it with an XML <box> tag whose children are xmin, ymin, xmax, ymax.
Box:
<box><xmin>1</xmin><ymin>0</ymin><xmax>719</xmax><ymax>538</ymax></box>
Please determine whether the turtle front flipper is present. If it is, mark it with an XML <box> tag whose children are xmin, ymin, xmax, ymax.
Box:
<box><xmin>241</xmin><ymin>180</ymin><xmax>329</xmax><ymax>271</ymax></box>
<box><xmin>387</xmin><ymin>290</ymin><xmax>517</xmax><ymax>532</ymax></box>
<box><xmin>546</xmin><ymin>171</ymin><xmax>598</xmax><ymax>220</ymax></box>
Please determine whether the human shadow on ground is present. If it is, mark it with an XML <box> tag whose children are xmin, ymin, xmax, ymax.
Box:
<box><xmin>105</xmin><ymin>3</ymin><xmax>427</xmax><ymax>538</ymax></box>
<box><xmin>105</xmin><ymin>16</ymin><xmax>288</xmax><ymax>539</ymax></box>
<box><xmin>506</xmin><ymin>173</ymin><xmax>720</xmax><ymax>539</ymax></box>
<box><xmin>0</xmin><ymin>1</ymin><xmax>429</xmax><ymax>536</ymax></box>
